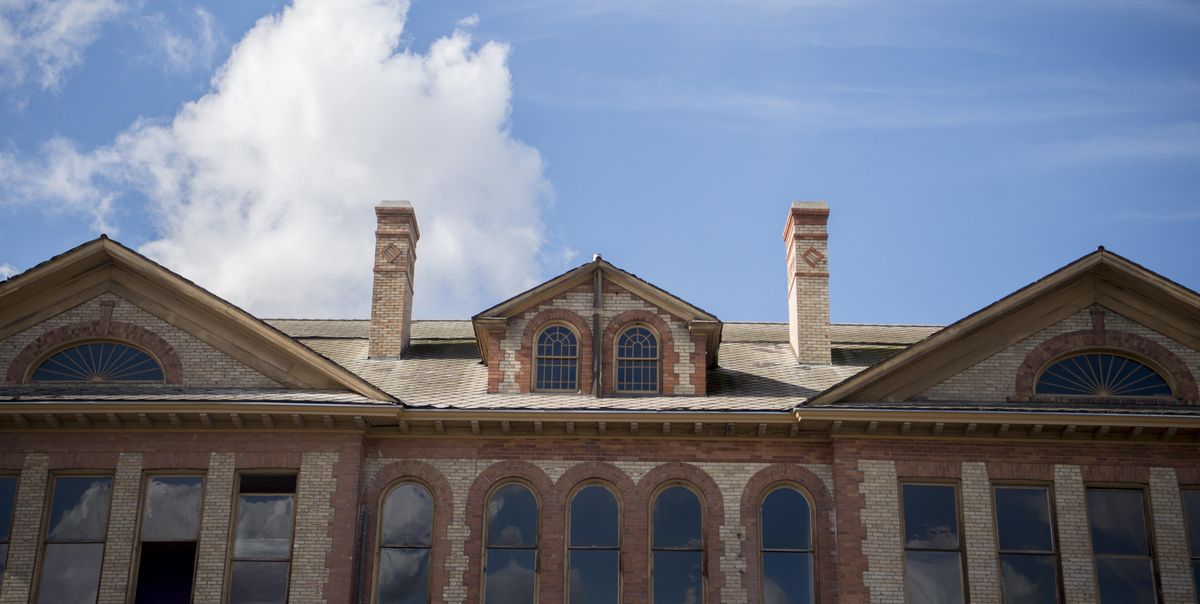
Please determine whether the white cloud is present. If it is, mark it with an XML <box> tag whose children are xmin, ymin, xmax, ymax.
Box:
<box><xmin>138</xmin><ymin>6</ymin><xmax>223</xmax><ymax>73</ymax></box>
<box><xmin>0</xmin><ymin>0</ymin><xmax>124</xmax><ymax>91</ymax></box>
<box><xmin>0</xmin><ymin>0</ymin><xmax>552</xmax><ymax>319</ymax></box>
<box><xmin>0</xmin><ymin>262</ymin><xmax>16</xmax><ymax>279</ymax></box>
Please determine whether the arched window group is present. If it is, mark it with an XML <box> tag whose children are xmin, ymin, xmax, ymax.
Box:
<box><xmin>531</xmin><ymin>323</ymin><xmax>663</xmax><ymax>394</ymax></box>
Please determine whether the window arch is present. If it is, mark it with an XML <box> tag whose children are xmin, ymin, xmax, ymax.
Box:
<box><xmin>759</xmin><ymin>486</ymin><xmax>814</xmax><ymax>604</ymax></box>
<box><xmin>616</xmin><ymin>326</ymin><xmax>659</xmax><ymax>393</ymax></box>
<box><xmin>1036</xmin><ymin>352</ymin><xmax>1172</xmax><ymax>398</ymax></box>
<box><xmin>484</xmin><ymin>483</ymin><xmax>538</xmax><ymax>604</ymax></box>
<box><xmin>31</xmin><ymin>341</ymin><xmax>164</xmax><ymax>383</ymax></box>
<box><xmin>651</xmin><ymin>484</ymin><xmax>703</xmax><ymax>603</ymax></box>
<box><xmin>535</xmin><ymin>325</ymin><xmax>579</xmax><ymax>391</ymax></box>
<box><xmin>376</xmin><ymin>481</ymin><xmax>434</xmax><ymax>604</ymax></box>
<box><xmin>567</xmin><ymin>483</ymin><xmax>620</xmax><ymax>603</ymax></box>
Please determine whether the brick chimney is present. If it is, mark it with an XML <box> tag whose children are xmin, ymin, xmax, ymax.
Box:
<box><xmin>783</xmin><ymin>201</ymin><xmax>831</xmax><ymax>365</ymax></box>
<box><xmin>369</xmin><ymin>201</ymin><xmax>419</xmax><ymax>358</ymax></box>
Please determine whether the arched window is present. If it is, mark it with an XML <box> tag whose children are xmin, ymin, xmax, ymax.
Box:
<box><xmin>616</xmin><ymin>326</ymin><xmax>659</xmax><ymax>393</ymax></box>
<box><xmin>31</xmin><ymin>342</ymin><xmax>164</xmax><ymax>383</ymax></box>
<box><xmin>377</xmin><ymin>482</ymin><xmax>434</xmax><ymax>604</ymax></box>
<box><xmin>651</xmin><ymin>485</ymin><xmax>703</xmax><ymax>603</ymax></box>
<box><xmin>759</xmin><ymin>486</ymin><xmax>814</xmax><ymax>604</ymax></box>
<box><xmin>1036</xmin><ymin>352</ymin><xmax>1172</xmax><ymax>398</ymax></box>
<box><xmin>535</xmin><ymin>326</ymin><xmax>578</xmax><ymax>391</ymax></box>
<box><xmin>568</xmin><ymin>484</ymin><xmax>620</xmax><ymax>603</ymax></box>
<box><xmin>484</xmin><ymin>483</ymin><xmax>538</xmax><ymax>604</ymax></box>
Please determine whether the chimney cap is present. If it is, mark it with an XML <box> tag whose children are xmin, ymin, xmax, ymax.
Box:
<box><xmin>791</xmin><ymin>200</ymin><xmax>828</xmax><ymax>210</ymax></box>
<box><xmin>377</xmin><ymin>200</ymin><xmax>413</xmax><ymax>208</ymax></box>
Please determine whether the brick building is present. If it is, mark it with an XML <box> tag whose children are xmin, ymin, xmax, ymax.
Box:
<box><xmin>0</xmin><ymin>200</ymin><xmax>1197</xmax><ymax>604</ymax></box>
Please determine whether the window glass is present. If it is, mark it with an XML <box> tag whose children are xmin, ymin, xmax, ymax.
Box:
<box><xmin>568</xmin><ymin>485</ymin><xmax>619</xmax><ymax>604</ymax></box>
<box><xmin>616</xmin><ymin>326</ymin><xmax>659</xmax><ymax>393</ymax></box>
<box><xmin>31</xmin><ymin>342</ymin><xmax>164</xmax><ymax>382</ymax></box>
<box><xmin>535</xmin><ymin>326</ymin><xmax>578</xmax><ymax>391</ymax></box>
<box><xmin>994</xmin><ymin>486</ymin><xmax>1059</xmax><ymax>604</ymax></box>
<box><xmin>485</xmin><ymin>483</ymin><xmax>537</xmax><ymax>604</ymax></box>
<box><xmin>0</xmin><ymin>476</ymin><xmax>15</xmax><ymax>582</ymax></box>
<box><xmin>1086</xmin><ymin>488</ymin><xmax>1156</xmax><ymax>604</ymax></box>
<box><xmin>760</xmin><ymin>487</ymin><xmax>814</xmax><ymax>604</ymax></box>
<box><xmin>652</xmin><ymin>486</ymin><xmax>703</xmax><ymax>603</ymax></box>
<box><xmin>37</xmin><ymin>476</ymin><xmax>112</xmax><ymax>604</ymax></box>
<box><xmin>901</xmin><ymin>484</ymin><xmax>964</xmax><ymax>604</ymax></box>
<box><xmin>134</xmin><ymin>476</ymin><xmax>203</xmax><ymax>604</ymax></box>
<box><xmin>1036</xmin><ymin>353</ymin><xmax>1171</xmax><ymax>398</ymax></box>
<box><xmin>377</xmin><ymin>482</ymin><xmax>434</xmax><ymax>604</ymax></box>
<box><xmin>229</xmin><ymin>474</ymin><xmax>296</xmax><ymax>604</ymax></box>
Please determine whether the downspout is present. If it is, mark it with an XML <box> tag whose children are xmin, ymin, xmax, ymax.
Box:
<box><xmin>592</xmin><ymin>259</ymin><xmax>603</xmax><ymax>398</ymax></box>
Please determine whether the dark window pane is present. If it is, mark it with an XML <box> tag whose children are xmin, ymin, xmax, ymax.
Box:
<box><xmin>568</xmin><ymin>549</ymin><xmax>619</xmax><ymax>604</ymax></box>
<box><xmin>484</xmin><ymin>548</ymin><xmax>536</xmax><ymax>604</ymax></box>
<box><xmin>1193</xmin><ymin>562</ymin><xmax>1199</xmax><ymax>603</ymax></box>
<box><xmin>999</xmin><ymin>554</ymin><xmax>1059</xmax><ymax>604</ymax></box>
<box><xmin>141</xmin><ymin>476</ymin><xmax>203</xmax><ymax>541</ymax></box>
<box><xmin>1087</xmin><ymin>489</ymin><xmax>1149</xmax><ymax>556</ymax></box>
<box><xmin>377</xmin><ymin>547</ymin><xmax>430</xmax><ymax>604</ymax></box>
<box><xmin>654</xmin><ymin>550</ymin><xmax>702</xmax><ymax>603</ymax></box>
<box><xmin>995</xmin><ymin>487</ymin><xmax>1054</xmax><ymax>553</ymax></box>
<box><xmin>1095</xmin><ymin>558</ymin><xmax>1156</xmax><ymax>604</ymax></box>
<box><xmin>0</xmin><ymin>477</ymin><xmax>15</xmax><ymax>542</ymax></box>
<box><xmin>1183</xmin><ymin>491</ymin><xmax>1200</xmax><ymax>555</ymax></box>
<box><xmin>761</xmin><ymin>488</ymin><xmax>811</xmax><ymax>550</ymax></box>
<box><xmin>240</xmin><ymin>474</ymin><xmax>297</xmax><ymax>494</ymax></box>
<box><xmin>32</xmin><ymin>342</ymin><xmax>164</xmax><ymax>382</ymax></box>
<box><xmin>487</xmin><ymin>484</ymin><xmax>537</xmax><ymax>547</ymax></box>
<box><xmin>571</xmin><ymin>485</ymin><xmax>618</xmax><ymax>548</ymax></box>
<box><xmin>133</xmin><ymin>541</ymin><xmax>196</xmax><ymax>604</ymax></box>
<box><xmin>36</xmin><ymin>542</ymin><xmax>103</xmax><ymax>604</ymax></box>
<box><xmin>48</xmin><ymin>477</ymin><xmax>112</xmax><ymax>542</ymax></box>
<box><xmin>762</xmin><ymin>551</ymin><xmax>813</xmax><ymax>604</ymax></box>
<box><xmin>1035</xmin><ymin>353</ymin><xmax>1171</xmax><ymax>398</ymax></box>
<box><xmin>654</xmin><ymin>486</ymin><xmax>702</xmax><ymax>549</ymax></box>
<box><xmin>234</xmin><ymin>495</ymin><xmax>294</xmax><ymax>560</ymax></box>
<box><xmin>904</xmin><ymin>550</ymin><xmax>964</xmax><ymax>604</ymax></box>
<box><xmin>902</xmin><ymin>485</ymin><xmax>959</xmax><ymax>550</ymax></box>
<box><xmin>382</xmin><ymin>483</ymin><xmax>433</xmax><ymax>547</ymax></box>
<box><xmin>0</xmin><ymin>543</ymin><xmax>6</xmax><ymax>577</ymax></box>
<box><xmin>229</xmin><ymin>560</ymin><xmax>290</xmax><ymax>604</ymax></box>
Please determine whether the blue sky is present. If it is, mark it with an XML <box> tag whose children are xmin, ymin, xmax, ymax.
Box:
<box><xmin>0</xmin><ymin>0</ymin><xmax>1197</xmax><ymax>324</ymax></box>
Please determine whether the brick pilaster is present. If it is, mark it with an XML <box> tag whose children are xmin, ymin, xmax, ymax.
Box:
<box><xmin>961</xmin><ymin>462</ymin><xmax>1000</xmax><ymax>604</ymax></box>
<box><xmin>1149</xmin><ymin>467</ymin><xmax>1197</xmax><ymax>604</ymax></box>
<box><xmin>0</xmin><ymin>453</ymin><xmax>48</xmax><ymax>604</ymax></box>
<box><xmin>1054</xmin><ymin>464</ymin><xmax>1096</xmax><ymax>603</ymax></box>
<box><xmin>192</xmin><ymin>452</ymin><xmax>235</xmax><ymax>604</ymax></box>
<box><xmin>97</xmin><ymin>452</ymin><xmax>143</xmax><ymax>603</ymax></box>
<box><xmin>289</xmin><ymin>451</ymin><xmax>339</xmax><ymax>604</ymax></box>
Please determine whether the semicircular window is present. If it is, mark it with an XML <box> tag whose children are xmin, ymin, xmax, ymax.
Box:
<box><xmin>32</xmin><ymin>342</ymin><xmax>164</xmax><ymax>383</ymax></box>
<box><xmin>1036</xmin><ymin>353</ymin><xmax>1171</xmax><ymax>398</ymax></box>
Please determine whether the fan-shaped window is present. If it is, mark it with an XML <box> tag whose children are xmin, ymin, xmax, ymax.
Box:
<box><xmin>1036</xmin><ymin>353</ymin><xmax>1171</xmax><ymax>398</ymax></box>
<box><xmin>652</xmin><ymin>485</ymin><xmax>703</xmax><ymax>603</ymax></box>
<box><xmin>616</xmin><ymin>326</ymin><xmax>659</xmax><ymax>393</ymax></box>
<box><xmin>31</xmin><ymin>342</ymin><xmax>164</xmax><ymax>383</ymax></box>
<box><xmin>759</xmin><ymin>486</ymin><xmax>814</xmax><ymax>604</ymax></box>
<box><xmin>535</xmin><ymin>326</ymin><xmax>578</xmax><ymax>391</ymax></box>
<box><xmin>484</xmin><ymin>483</ymin><xmax>538</xmax><ymax>604</ymax></box>
<box><xmin>377</xmin><ymin>482</ymin><xmax>434</xmax><ymax>604</ymax></box>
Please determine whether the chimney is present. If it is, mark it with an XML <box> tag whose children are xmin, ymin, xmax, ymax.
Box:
<box><xmin>783</xmin><ymin>201</ymin><xmax>831</xmax><ymax>365</ymax></box>
<box><xmin>369</xmin><ymin>201</ymin><xmax>419</xmax><ymax>358</ymax></box>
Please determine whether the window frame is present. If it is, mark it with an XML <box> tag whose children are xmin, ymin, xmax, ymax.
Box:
<box><xmin>0</xmin><ymin>473</ymin><xmax>19</xmax><ymax>591</ymax></box>
<box><xmin>372</xmin><ymin>478</ymin><xmax>436</xmax><ymax>604</ymax></box>
<box><xmin>129</xmin><ymin>471</ymin><xmax>207</xmax><ymax>604</ymax></box>
<box><xmin>27</xmin><ymin>339</ymin><xmax>167</xmax><ymax>384</ymax></box>
<box><xmin>481</xmin><ymin>479</ymin><xmax>541</xmax><ymax>604</ymax></box>
<box><xmin>532</xmin><ymin>323</ymin><xmax>582</xmax><ymax>393</ymax></box>
<box><xmin>223</xmin><ymin>471</ymin><xmax>299</xmax><ymax>604</ymax></box>
<box><xmin>649</xmin><ymin>480</ymin><xmax>705</xmax><ymax>604</ymax></box>
<box><xmin>613</xmin><ymin>323</ymin><xmax>662</xmax><ymax>395</ymax></box>
<box><xmin>1084</xmin><ymin>484</ymin><xmax>1162</xmax><ymax>604</ymax></box>
<box><xmin>757</xmin><ymin>482</ymin><xmax>816</xmax><ymax>604</ymax></box>
<box><xmin>990</xmin><ymin>482</ymin><xmax>1064</xmax><ymax>604</ymax></box>
<box><xmin>564</xmin><ymin>480</ymin><xmax>622</xmax><ymax>604</ymax></box>
<box><xmin>1033</xmin><ymin>349</ymin><xmax>1175</xmax><ymax>400</ymax></box>
<box><xmin>32</xmin><ymin>471</ymin><xmax>115</xmax><ymax>604</ymax></box>
<box><xmin>898</xmin><ymin>480</ymin><xmax>968</xmax><ymax>604</ymax></box>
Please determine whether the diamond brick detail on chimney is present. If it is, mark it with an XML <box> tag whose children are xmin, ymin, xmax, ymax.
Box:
<box><xmin>783</xmin><ymin>201</ymin><xmax>831</xmax><ymax>365</ymax></box>
<box><xmin>369</xmin><ymin>201</ymin><xmax>419</xmax><ymax>358</ymax></box>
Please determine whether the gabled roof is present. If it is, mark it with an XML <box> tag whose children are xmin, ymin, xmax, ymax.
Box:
<box><xmin>0</xmin><ymin>236</ymin><xmax>396</xmax><ymax>403</ymax></box>
<box><xmin>807</xmin><ymin>248</ymin><xmax>1200</xmax><ymax>405</ymax></box>
<box><xmin>472</xmin><ymin>257</ymin><xmax>723</xmax><ymax>367</ymax></box>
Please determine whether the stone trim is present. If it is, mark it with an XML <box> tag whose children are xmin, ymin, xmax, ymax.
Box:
<box><xmin>5</xmin><ymin>319</ymin><xmax>183</xmax><ymax>384</ymax></box>
<box><xmin>517</xmin><ymin>309</ymin><xmax>593</xmax><ymax>394</ymax></box>
<box><xmin>739</xmin><ymin>464</ymin><xmax>837</xmax><ymax>604</ymax></box>
<box><xmin>601</xmin><ymin>309</ymin><xmax>677</xmax><ymax>396</ymax></box>
<box><xmin>633</xmin><ymin>462</ymin><xmax>726</xmax><ymax>603</ymax></box>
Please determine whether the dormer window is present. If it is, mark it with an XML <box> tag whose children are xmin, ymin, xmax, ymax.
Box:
<box><xmin>31</xmin><ymin>342</ymin><xmax>165</xmax><ymax>383</ymax></box>
<box><xmin>1035</xmin><ymin>352</ymin><xmax>1171</xmax><ymax>398</ymax></box>
<box><xmin>616</xmin><ymin>326</ymin><xmax>659</xmax><ymax>394</ymax></box>
<box><xmin>535</xmin><ymin>325</ymin><xmax>578</xmax><ymax>391</ymax></box>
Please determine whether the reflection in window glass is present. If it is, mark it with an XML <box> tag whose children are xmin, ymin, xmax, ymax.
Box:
<box><xmin>616</xmin><ymin>326</ymin><xmax>659</xmax><ymax>393</ymax></box>
<box><xmin>485</xmin><ymin>483</ymin><xmax>537</xmax><ymax>604</ymax></box>
<box><xmin>229</xmin><ymin>474</ymin><xmax>296</xmax><ymax>604</ymax></box>
<box><xmin>652</xmin><ymin>486</ymin><xmax>703</xmax><ymax>603</ymax></box>
<box><xmin>1087</xmin><ymin>488</ymin><xmax>1156</xmax><ymax>604</ymax></box>
<box><xmin>901</xmin><ymin>484</ymin><xmax>964</xmax><ymax>604</ymax></box>
<box><xmin>759</xmin><ymin>487</ymin><xmax>814</xmax><ymax>604</ymax></box>
<box><xmin>994</xmin><ymin>486</ymin><xmax>1060</xmax><ymax>604</ymax></box>
<box><xmin>568</xmin><ymin>485</ymin><xmax>619</xmax><ymax>604</ymax></box>
<box><xmin>134</xmin><ymin>476</ymin><xmax>204</xmax><ymax>604</ymax></box>
<box><xmin>1184</xmin><ymin>491</ymin><xmax>1200</xmax><ymax>603</ymax></box>
<box><xmin>0</xmin><ymin>476</ymin><xmax>15</xmax><ymax>583</ymax></box>
<box><xmin>377</xmin><ymin>482</ymin><xmax>434</xmax><ymax>604</ymax></box>
<box><xmin>37</xmin><ymin>476</ymin><xmax>112</xmax><ymax>604</ymax></box>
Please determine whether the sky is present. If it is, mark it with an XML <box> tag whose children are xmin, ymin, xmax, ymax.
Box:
<box><xmin>0</xmin><ymin>0</ymin><xmax>1197</xmax><ymax>325</ymax></box>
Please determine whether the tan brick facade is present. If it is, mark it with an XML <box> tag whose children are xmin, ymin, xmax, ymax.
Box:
<box><xmin>289</xmin><ymin>451</ymin><xmax>340</xmax><ymax>604</ymax></box>
<box><xmin>0</xmin><ymin>453</ymin><xmax>48</xmax><ymax>604</ymax></box>
<box><xmin>193</xmin><ymin>452</ymin><xmax>236</xmax><ymax>604</ymax></box>
<box><xmin>1150</xmin><ymin>467</ymin><xmax>1198</xmax><ymax>604</ymax></box>
<box><xmin>97</xmin><ymin>452</ymin><xmax>142</xmax><ymax>604</ymax></box>
<box><xmin>961</xmin><ymin>461</ymin><xmax>1000</xmax><ymax>604</ymax></box>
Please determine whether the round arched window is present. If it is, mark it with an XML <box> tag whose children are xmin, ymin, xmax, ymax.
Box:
<box><xmin>31</xmin><ymin>342</ymin><xmax>164</xmax><ymax>383</ymax></box>
<box><xmin>1035</xmin><ymin>352</ymin><xmax>1171</xmax><ymax>398</ymax></box>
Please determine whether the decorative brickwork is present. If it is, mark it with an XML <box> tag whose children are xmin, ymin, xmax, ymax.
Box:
<box><xmin>1053</xmin><ymin>464</ymin><xmax>1096</xmax><ymax>604</ymax></box>
<box><xmin>6</xmin><ymin>320</ymin><xmax>183</xmax><ymax>384</ymax></box>
<box><xmin>960</xmin><ymin>462</ymin><xmax>1000</xmax><ymax>604</ymax></box>
<box><xmin>369</xmin><ymin>202</ymin><xmax>419</xmax><ymax>358</ymax></box>
<box><xmin>783</xmin><ymin>202</ymin><xmax>831</xmax><ymax>365</ymax></box>
<box><xmin>515</xmin><ymin>308</ymin><xmax>593</xmax><ymax>394</ymax></box>
<box><xmin>97</xmin><ymin>452</ymin><xmax>142</xmax><ymax>604</ymax></box>
<box><xmin>0</xmin><ymin>453</ymin><xmax>48</xmax><ymax>604</ymax></box>
<box><xmin>857</xmin><ymin>459</ymin><xmax>903</xmax><ymax>603</ymax></box>
<box><xmin>192</xmin><ymin>452</ymin><xmax>235</xmax><ymax>604</ymax></box>
<box><xmin>289</xmin><ymin>451</ymin><xmax>340</xmax><ymax>604</ymax></box>
<box><xmin>1148</xmin><ymin>467</ymin><xmax>1197</xmax><ymax>604</ymax></box>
